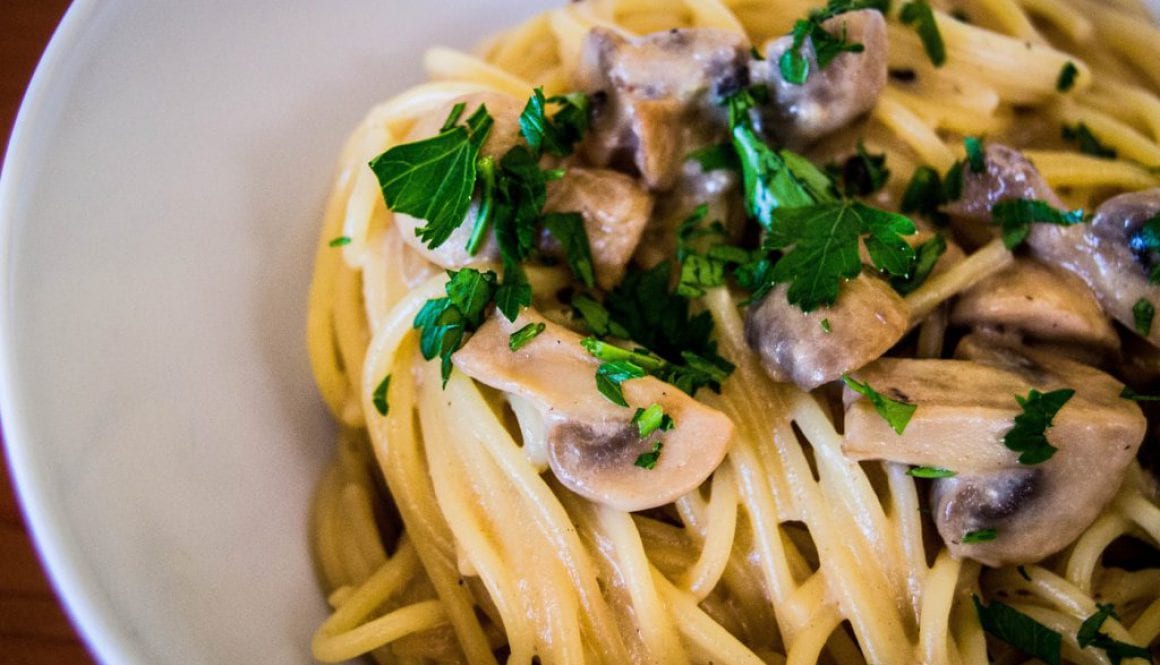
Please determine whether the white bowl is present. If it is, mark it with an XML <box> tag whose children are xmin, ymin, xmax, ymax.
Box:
<box><xmin>4</xmin><ymin>2</ymin><xmax>1160</xmax><ymax>664</ymax></box>
<box><xmin>0</xmin><ymin>1</ymin><xmax>549</xmax><ymax>663</ymax></box>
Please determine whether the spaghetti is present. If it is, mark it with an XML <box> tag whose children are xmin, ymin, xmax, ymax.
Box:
<box><xmin>306</xmin><ymin>1</ymin><xmax>1160</xmax><ymax>663</ymax></box>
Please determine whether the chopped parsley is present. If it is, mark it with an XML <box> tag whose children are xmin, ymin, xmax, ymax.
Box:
<box><xmin>542</xmin><ymin>212</ymin><xmax>596</xmax><ymax>288</ymax></box>
<box><xmin>1120</xmin><ymin>386</ymin><xmax>1160</xmax><ymax>401</ymax></box>
<box><xmin>1128</xmin><ymin>214</ymin><xmax>1160</xmax><ymax>284</ymax></box>
<box><xmin>571</xmin><ymin>293</ymin><xmax>629</xmax><ymax>339</ymax></box>
<box><xmin>1004</xmin><ymin>388</ymin><xmax>1075</xmax><ymax>465</ymax></box>
<box><xmin>768</xmin><ymin>201</ymin><xmax>917</xmax><ymax>311</ymax></box>
<box><xmin>820</xmin><ymin>318</ymin><xmax>832</xmax><ymax>334</ymax></box>
<box><xmin>518</xmin><ymin>87</ymin><xmax>588</xmax><ymax>158</ymax></box>
<box><xmin>508</xmin><ymin>322</ymin><xmax>546</xmax><ymax>351</ymax></box>
<box><xmin>780</xmin><ymin>9</ymin><xmax>865</xmax><ymax>85</ymax></box>
<box><xmin>592</xmin><ymin>358</ymin><xmax>648</xmax><ymax>407</ymax></box>
<box><xmin>372</xmin><ymin>374</ymin><xmax>391</xmax><ymax>416</ymax></box>
<box><xmin>1018</xmin><ymin>565</ymin><xmax>1032</xmax><ymax>581</ymax></box>
<box><xmin>370</xmin><ymin>104</ymin><xmax>493</xmax><ymax>250</ymax></box>
<box><xmin>900</xmin><ymin>165</ymin><xmax>949</xmax><ymax>225</ymax></box>
<box><xmin>1077</xmin><ymin>604</ymin><xmax>1152</xmax><ymax>664</ymax></box>
<box><xmin>1134</xmin><ymin>298</ymin><xmax>1155</xmax><ymax>336</ymax></box>
<box><xmin>964</xmin><ymin>136</ymin><xmax>986</xmax><ymax>173</ymax></box>
<box><xmin>829</xmin><ymin>141</ymin><xmax>891</xmax><ymax>197</ymax></box>
<box><xmin>1062</xmin><ymin>123</ymin><xmax>1117</xmax><ymax>159</ymax></box>
<box><xmin>842</xmin><ymin>375</ymin><xmax>917</xmax><ymax>435</ymax></box>
<box><xmin>414</xmin><ymin>268</ymin><xmax>498</xmax><ymax>384</ymax></box>
<box><xmin>329</xmin><ymin>236</ymin><xmax>352</xmax><ymax>247</ymax></box>
<box><xmin>582</xmin><ymin>337</ymin><xmax>733</xmax><ymax>404</ymax></box>
<box><xmin>990</xmin><ymin>199</ymin><xmax>1085</xmax><ymax>249</ymax></box>
<box><xmin>973</xmin><ymin>596</ymin><xmax>1062</xmax><ymax>665</ymax></box>
<box><xmin>632</xmin><ymin>403</ymin><xmax>675</xmax><ymax>438</ymax></box>
<box><xmin>891</xmin><ymin>233</ymin><xmax>947</xmax><ymax>295</ymax></box>
<box><xmin>900</xmin><ymin>1</ymin><xmax>947</xmax><ymax>67</ymax></box>
<box><xmin>907</xmin><ymin>466</ymin><xmax>956</xmax><ymax>478</ymax></box>
<box><xmin>687</xmin><ymin>143</ymin><xmax>740</xmax><ymax>172</ymax></box>
<box><xmin>634</xmin><ymin>441</ymin><xmax>664</xmax><ymax>470</ymax></box>
<box><xmin>675</xmin><ymin>205</ymin><xmax>752</xmax><ymax>298</ymax></box>
<box><xmin>962</xmin><ymin>528</ymin><xmax>997</xmax><ymax>543</ymax></box>
<box><xmin>1057</xmin><ymin>61</ymin><xmax>1079</xmax><ymax>93</ymax></box>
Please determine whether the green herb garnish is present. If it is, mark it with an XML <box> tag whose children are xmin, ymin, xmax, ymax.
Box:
<box><xmin>571</xmin><ymin>293</ymin><xmax>630</xmax><ymax>339</ymax></box>
<box><xmin>1062</xmin><ymin>123</ymin><xmax>1116</xmax><ymax>159</ymax></box>
<box><xmin>518</xmin><ymin>87</ymin><xmax>589</xmax><ymax>158</ymax></box>
<box><xmin>1128</xmin><ymin>214</ymin><xmax>1160</xmax><ymax>284</ymax></box>
<box><xmin>1057</xmin><ymin>61</ymin><xmax>1079</xmax><ymax>93</ymax></box>
<box><xmin>1076</xmin><ymin>604</ymin><xmax>1152</xmax><ymax>664</ymax></box>
<box><xmin>892</xmin><ymin>233</ymin><xmax>947</xmax><ymax>295</ymax></box>
<box><xmin>900</xmin><ymin>165</ymin><xmax>949</xmax><ymax>225</ymax></box>
<box><xmin>329</xmin><ymin>236</ymin><xmax>352</xmax><ymax>247</ymax></box>
<box><xmin>1120</xmin><ymin>386</ymin><xmax>1160</xmax><ymax>401</ymax></box>
<box><xmin>990</xmin><ymin>199</ymin><xmax>1085</xmax><ymax>249</ymax></box>
<box><xmin>508</xmin><ymin>322</ymin><xmax>546</xmax><ymax>351</ymax></box>
<box><xmin>831</xmin><ymin>141</ymin><xmax>891</xmax><ymax>196</ymax></box>
<box><xmin>842</xmin><ymin>375</ymin><xmax>917</xmax><ymax>434</ymax></box>
<box><xmin>582</xmin><ymin>337</ymin><xmax>733</xmax><ymax>403</ymax></box>
<box><xmin>973</xmin><ymin>596</ymin><xmax>1062</xmax><ymax>665</ymax></box>
<box><xmin>1004</xmin><ymin>388</ymin><xmax>1075</xmax><ymax>465</ymax></box>
<box><xmin>634</xmin><ymin>441</ymin><xmax>664</xmax><ymax>470</ymax></box>
<box><xmin>964</xmin><ymin>136</ymin><xmax>986</xmax><ymax>173</ymax></box>
<box><xmin>372</xmin><ymin>374</ymin><xmax>391</xmax><ymax>416</ymax></box>
<box><xmin>900</xmin><ymin>1</ymin><xmax>946</xmax><ymax>67</ymax></box>
<box><xmin>687</xmin><ymin>143</ymin><xmax>740</xmax><ymax>172</ymax></box>
<box><xmin>907</xmin><ymin>466</ymin><xmax>956</xmax><ymax>478</ymax></box>
<box><xmin>962</xmin><ymin>528</ymin><xmax>997</xmax><ymax>543</ymax></box>
<box><xmin>542</xmin><ymin>212</ymin><xmax>596</xmax><ymax>288</ymax></box>
<box><xmin>820</xmin><ymin>318</ymin><xmax>832</xmax><ymax>334</ymax></box>
<box><xmin>414</xmin><ymin>268</ymin><xmax>498</xmax><ymax>384</ymax></box>
<box><xmin>632</xmin><ymin>403</ymin><xmax>675</xmax><ymax>438</ymax></box>
<box><xmin>1134</xmin><ymin>298</ymin><xmax>1155</xmax><ymax>336</ymax></box>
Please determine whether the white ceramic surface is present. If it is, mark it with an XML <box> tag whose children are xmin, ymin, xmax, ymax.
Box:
<box><xmin>0</xmin><ymin>2</ymin><xmax>548</xmax><ymax>663</ymax></box>
<box><xmin>4</xmin><ymin>2</ymin><xmax>1160</xmax><ymax>665</ymax></box>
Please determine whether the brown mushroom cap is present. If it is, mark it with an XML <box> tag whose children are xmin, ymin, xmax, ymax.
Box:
<box><xmin>843</xmin><ymin>336</ymin><xmax>1145</xmax><ymax>566</ymax></box>
<box><xmin>1031</xmin><ymin>188</ymin><xmax>1160</xmax><ymax>348</ymax></box>
<box><xmin>542</xmin><ymin>167</ymin><xmax>654</xmax><ymax>290</ymax></box>
<box><xmin>578</xmin><ymin>27</ymin><xmax>747</xmax><ymax>190</ymax></box>
<box><xmin>950</xmin><ymin>258</ymin><xmax>1119</xmax><ymax>351</ymax></box>
<box><xmin>745</xmin><ymin>274</ymin><xmax>909</xmax><ymax>390</ymax></box>
<box><xmin>452</xmin><ymin>308</ymin><xmax>735</xmax><ymax>512</ymax></box>
<box><xmin>749</xmin><ymin>10</ymin><xmax>888</xmax><ymax>149</ymax></box>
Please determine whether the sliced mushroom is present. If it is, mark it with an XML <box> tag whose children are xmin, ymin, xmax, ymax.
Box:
<box><xmin>452</xmin><ymin>308</ymin><xmax>734</xmax><ymax>511</ymax></box>
<box><xmin>942</xmin><ymin>143</ymin><xmax>1065</xmax><ymax>225</ymax></box>
<box><xmin>393</xmin><ymin>92</ymin><xmax>525</xmax><ymax>268</ymax></box>
<box><xmin>578</xmin><ymin>27</ymin><xmax>748</xmax><ymax>190</ymax></box>
<box><xmin>1030</xmin><ymin>188</ymin><xmax>1160</xmax><ymax>347</ymax></box>
<box><xmin>745</xmin><ymin>273</ymin><xmax>909</xmax><ymax>390</ymax></box>
<box><xmin>844</xmin><ymin>336</ymin><xmax>1145</xmax><ymax>565</ymax></box>
<box><xmin>950</xmin><ymin>258</ymin><xmax>1119</xmax><ymax>351</ymax></box>
<box><xmin>542</xmin><ymin>167</ymin><xmax>654</xmax><ymax>290</ymax></box>
<box><xmin>748</xmin><ymin>10</ymin><xmax>888</xmax><ymax>150</ymax></box>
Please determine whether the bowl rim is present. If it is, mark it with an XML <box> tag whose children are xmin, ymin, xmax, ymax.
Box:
<box><xmin>0</xmin><ymin>1</ymin><xmax>134</xmax><ymax>664</ymax></box>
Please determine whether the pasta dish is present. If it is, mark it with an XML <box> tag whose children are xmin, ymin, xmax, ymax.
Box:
<box><xmin>306</xmin><ymin>1</ymin><xmax>1160</xmax><ymax>663</ymax></box>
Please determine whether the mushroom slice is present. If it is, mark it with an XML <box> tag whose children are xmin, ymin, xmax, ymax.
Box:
<box><xmin>844</xmin><ymin>338</ymin><xmax>1145</xmax><ymax>565</ymax></box>
<box><xmin>393</xmin><ymin>92</ymin><xmax>525</xmax><ymax>268</ymax></box>
<box><xmin>950</xmin><ymin>258</ymin><xmax>1119</xmax><ymax>351</ymax></box>
<box><xmin>452</xmin><ymin>309</ymin><xmax>734</xmax><ymax>512</ymax></box>
<box><xmin>578</xmin><ymin>27</ymin><xmax>748</xmax><ymax>190</ymax></box>
<box><xmin>543</xmin><ymin>167</ymin><xmax>654</xmax><ymax>290</ymax></box>
<box><xmin>748</xmin><ymin>10</ymin><xmax>888</xmax><ymax>149</ymax></box>
<box><xmin>1030</xmin><ymin>188</ymin><xmax>1160</xmax><ymax>347</ymax></box>
<box><xmin>942</xmin><ymin>143</ymin><xmax>1064</xmax><ymax>225</ymax></box>
<box><xmin>745</xmin><ymin>274</ymin><xmax>909</xmax><ymax>390</ymax></box>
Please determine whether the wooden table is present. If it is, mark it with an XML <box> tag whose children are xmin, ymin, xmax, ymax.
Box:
<box><xmin>2</xmin><ymin>3</ymin><xmax>99</xmax><ymax>663</ymax></box>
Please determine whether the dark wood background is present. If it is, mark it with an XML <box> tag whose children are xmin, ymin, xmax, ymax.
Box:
<box><xmin>2</xmin><ymin>2</ymin><xmax>100</xmax><ymax>663</ymax></box>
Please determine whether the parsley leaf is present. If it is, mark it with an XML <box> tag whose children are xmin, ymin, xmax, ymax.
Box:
<box><xmin>1062</xmin><ymin>123</ymin><xmax>1117</xmax><ymax>159</ymax></box>
<box><xmin>571</xmin><ymin>293</ymin><xmax>630</xmax><ymax>339</ymax></box>
<box><xmin>777</xmin><ymin>0</ymin><xmax>888</xmax><ymax>85</ymax></box>
<box><xmin>1121</xmin><ymin>386</ymin><xmax>1160</xmax><ymax>401</ymax></box>
<box><xmin>594</xmin><ymin>358</ymin><xmax>648</xmax><ymax>407</ymax></box>
<box><xmin>891</xmin><ymin>233</ymin><xmax>946</xmax><ymax>295</ymax></box>
<box><xmin>900</xmin><ymin>165</ymin><xmax>949</xmax><ymax>225</ymax></box>
<box><xmin>494</xmin><ymin>258</ymin><xmax>532</xmax><ymax>323</ymax></box>
<box><xmin>1077</xmin><ymin>604</ymin><xmax>1152</xmax><ymax>665</ymax></box>
<box><xmin>543</xmin><ymin>212</ymin><xmax>596</xmax><ymax>288</ymax></box>
<box><xmin>1057</xmin><ymin>61</ymin><xmax>1079</xmax><ymax>93</ymax></box>
<box><xmin>990</xmin><ymin>199</ymin><xmax>1085</xmax><ymax>249</ymax></box>
<box><xmin>582</xmin><ymin>338</ymin><xmax>733</xmax><ymax>400</ymax></box>
<box><xmin>687</xmin><ymin>143</ymin><xmax>739</xmax><ymax>172</ymax></box>
<box><xmin>962</xmin><ymin>528</ymin><xmax>997</xmax><ymax>543</ymax></box>
<box><xmin>604</xmin><ymin>263</ymin><xmax>722</xmax><ymax>364</ymax></box>
<box><xmin>634</xmin><ymin>441</ymin><xmax>664</xmax><ymax>470</ymax></box>
<box><xmin>768</xmin><ymin>201</ymin><xmax>916</xmax><ymax>311</ymax></box>
<box><xmin>1004</xmin><ymin>388</ymin><xmax>1074</xmax><ymax>465</ymax></box>
<box><xmin>370</xmin><ymin>104</ymin><xmax>493</xmax><ymax>249</ymax></box>
<box><xmin>900</xmin><ymin>1</ymin><xmax>946</xmax><ymax>67</ymax></box>
<box><xmin>964</xmin><ymin>136</ymin><xmax>986</xmax><ymax>173</ymax></box>
<box><xmin>973</xmin><ymin>596</ymin><xmax>1062</xmax><ymax>665</ymax></box>
<box><xmin>843</xmin><ymin>375</ymin><xmax>917</xmax><ymax>434</ymax></box>
<box><xmin>519</xmin><ymin>87</ymin><xmax>589</xmax><ymax>158</ymax></box>
<box><xmin>820</xmin><ymin>318</ymin><xmax>832</xmax><ymax>333</ymax></box>
<box><xmin>508</xmin><ymin>322</ymin><xmax>546</xmax><ymax>351</ymax></box>
<box><xmin>329</xmin><ymin>236</ymin><xmax>352</xmax><ymax>247</ymax></box>
<box><xmin>632</xmin><ymin>403</ymin><xmax>675</xmax><ymax>438</ymax></box>
<box><xmin>830</xmin><ymin>141</ymin><xmax>891</xmax><ymax>196</ymax></box>
<box><xmin>414</xmin><ymin>269</ymin><xmax>499</xmax><ymax>384</ymax></box>
<box><xmin>372</xmin><ymin>374</ymin><xmax>391</xmax><ymax>416</ymax></box>
<box><xmin>907</xmin><ymin>466</ymin><xmax>956</xmax><ymax>478</ymax></box>
<box><xmin>1134</xmin><ymin>298</ymin><xmax>1155</xmax><ymax>336</ymax></box>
